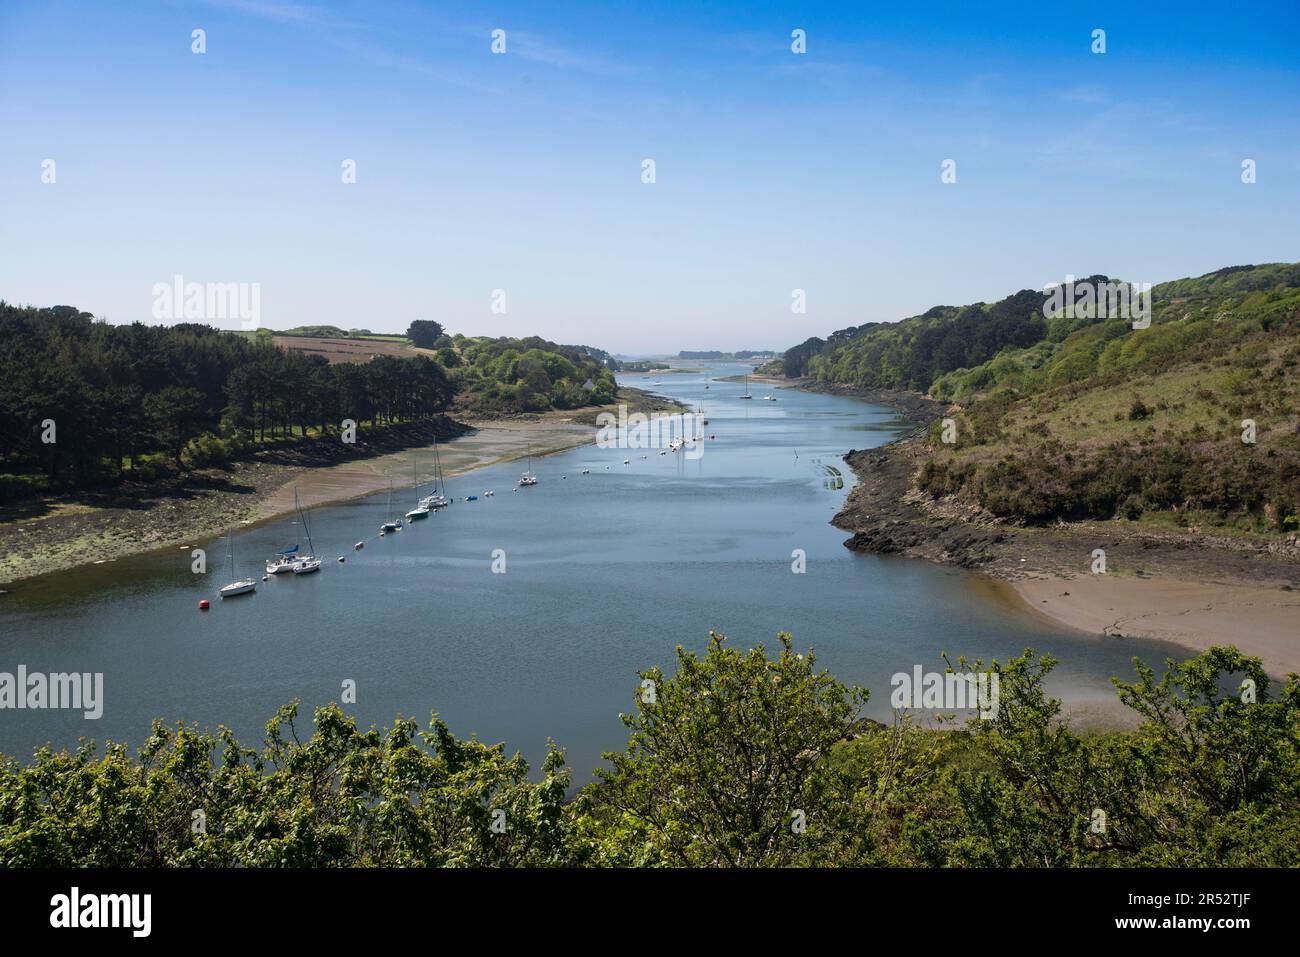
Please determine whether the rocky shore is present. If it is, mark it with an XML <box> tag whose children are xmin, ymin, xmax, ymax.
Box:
<box><xmin>775</xmin><ymin>377</ymin><xmax>1300</xmax><ymax>677</ymax></box>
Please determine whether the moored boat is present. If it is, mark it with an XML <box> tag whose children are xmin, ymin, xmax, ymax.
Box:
<box><xmin>219</xmin><ymin>528</ymin><xmax>256</xmax><ymax>598</ymax></box>
<box><xmin>288</xmin><ymin>490</ymin><xmax>322</xmax><ymax>575</ymax></box>
<box><xmin>518</xmin><ymin>443</ymin><xmax>538</xmax><ymax>486</ymax></box>
<box><xmin>381</xmin><ymin>479</ymin><xmax>403</xmax><ymax>532</ymax></box>
<box><xmin>266</xmin><ymin>551</ymin><xmax>298</xmax><ymax>575</ymax></box>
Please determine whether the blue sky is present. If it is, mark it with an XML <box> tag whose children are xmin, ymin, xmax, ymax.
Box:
<box><xmin>1</xmin><ymin>0</ymin><xmax>1297</xmax><ymax>354</ymax></box>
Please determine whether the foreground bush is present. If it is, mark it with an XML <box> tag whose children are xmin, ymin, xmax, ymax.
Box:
<box><xmin>0</xmin><ymin>637</ymin><xmax>1296</xmax><ymax>867</ymax></box>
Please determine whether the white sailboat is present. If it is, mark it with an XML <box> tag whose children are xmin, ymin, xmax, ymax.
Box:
<box><xmin>518</xmin><ymin>442</ymin><xmax>538</xmax><ymax>486</ymax></box>
<box><xmin>219</xmin><ymin>528</ymin><xmax>257</xmax><ymax>597</ymax></box>
<box><xmin>380</xmin><ymin>480</ymin><xmax>403</xmax><ymax>533</ymax></box>
<box><xmin>266</xmin><ymin>546</ymin><xmax>299</xmax><ymax>575</ymax></box>
<box><xmin>267</xmin><ymin>488</ymin><xmax>308</xmax><ymax>573</ymax></box>
<box><xmin>405</xmin><ymin>457</ymin><xmax>430</xmax><ymax>520</ymax></box>
<box><xmin>414</xmin><ymin>436</ymin><xmax>450</xmax><ymax>511</ymax></box>
<box><xmin>291</xmin><ymin>490</ymin><xmax>321</xmax><ymax>574</ymax></box>
<box><xmin>739</xmin><ymin>373</ymin><xmax>753</xmax><ymax>398</ymax></box>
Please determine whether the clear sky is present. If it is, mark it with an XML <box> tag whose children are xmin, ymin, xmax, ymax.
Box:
<box><xmin>1</xmin><ymin>0</ymin><xmax>1297</xmax><ymax>354</ymax></box>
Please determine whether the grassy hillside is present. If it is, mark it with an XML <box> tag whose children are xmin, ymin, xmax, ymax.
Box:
<box><xmin>783</xmin><ymin>264</ymin><xmax>1300</xmax><ymax>533</ymax></box>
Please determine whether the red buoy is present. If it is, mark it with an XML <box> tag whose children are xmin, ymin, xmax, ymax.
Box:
<box><xmin>198</xmin><ymin>599</ymin><xmax>210</xmax><ymax>610</ymax></box>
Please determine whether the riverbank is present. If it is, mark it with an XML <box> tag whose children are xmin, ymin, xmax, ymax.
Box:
<box><xmin>1011</xmin><ymin>575</ymin><xmax>1300</xmax><ymax>677</ymax></box>
<box><xmin>802</xmin><ymin>379</ymin><xmax>1300</xmax><ymax>678</ymax></box>
<box><xmin>0</xmin><ymin>387</ymin><xmax>682</xmax><ymax>588</ymax></box>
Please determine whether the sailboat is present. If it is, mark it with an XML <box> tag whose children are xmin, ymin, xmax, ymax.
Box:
<box><xmin>266</xmin><ymin>543</ymin><xmax>299</xmax><ymax>575</ymax></box>
<box><xmin>416</xmin><ymin>435</ymin><xmax>449</xmax><ymax>510</ymax></box>
<box><xmin>739</xmin><ymin>373</ymin><xmax>753</xmax><ymax>398</ymax></box>
<box><xmin>518</xmin><ymin>443</ymin><xmax>538</xmax><ymax>486</ymax></box>
<box><xmin>219</xmin><ymin>528</ymin><xmax>257</xmax><ymax>597</ymax></box>
<box><xmin>380</xmin><ymin>480</ymin><xmax>403</xmax><ymax>533</ymax></box>
<box><xmin>405</xmin><ymin>457</ymin><xmax>430</xmax><ymax>521</ymax></box>
<box><xmin>267</xmin><ymin>487</ymin><xmax>311</xmax><ymax>573</ymax></box>
<box><xmin>291</xmin><ymin>490</ymin><xmax>321</xmax><ymax>574</ymax></box>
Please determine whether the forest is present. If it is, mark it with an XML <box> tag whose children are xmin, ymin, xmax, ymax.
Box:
<box><xmin>442</xmin><ymin>333</ymin><xmax>617</xmax><ymax>414</ymax></box>
<box><xmin>0</xmin><ymin>304</ymin><xmax>618</xmax><ymax>503</ymax></box>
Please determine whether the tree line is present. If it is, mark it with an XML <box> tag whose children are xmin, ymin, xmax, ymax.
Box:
<box><xmin>0</xmin><ymin>305</ymin><xmax>622</xmax><ymax>502</ymax></box>
<box><xmin>447</xmin><ymin>335</ymin><xmax>618</xmax><ymax>413</ymax></box>
<box><xmin>0</xmin><ymin>303</ymin><xmax>452</xmax><ymax>499</ymax></box>
<box><xmin>778</xmin><ymin>288</ymin><xmax>1050</xmax><ymax>390</ymax></box>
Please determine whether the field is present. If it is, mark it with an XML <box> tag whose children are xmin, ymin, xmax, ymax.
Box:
<box><xmin>271</xmin><ymin>335</ymin><xmax>432</xmax><ymax>363</ymax></box>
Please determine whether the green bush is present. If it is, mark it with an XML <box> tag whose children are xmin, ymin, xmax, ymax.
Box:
<box><xmin>132</xmin><ymin>453</ymin><xmax>177</xmax><ymax>481</ymax></box>
<box><xmin>0</xmin><ymin>472</ymin><xmax>46</xmax><ymax>500</ymax></box>
<box><xmin>181</xmin><ymin>432</ymin><xmax>230</xmax><ymax>468</ymax></box>
<box><xmin>1</xmin><ymin>640</ymin><xmax>1295</xmax><ymax>867</ymax></box>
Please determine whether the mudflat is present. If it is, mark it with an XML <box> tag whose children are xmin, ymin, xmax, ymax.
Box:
<box><xmin>1012</xmin><ymin>575</ymin><xmax>1300</xmax><ymax>678</ymax></box>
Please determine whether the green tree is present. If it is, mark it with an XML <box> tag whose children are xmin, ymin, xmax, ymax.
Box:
<box><xmin>142</xmin><ymin>386</ymin><xmax>206</xmax><ymax>465</ymax></box>
<box><xmin>583</xmin><ymin>632</ymin><xmax>868</xmax><ymax>866</ymax></box>
<box><xmin>406</xmin><ymin>320</ymin><xmax>445</xmax><ymax>349</ymax></box>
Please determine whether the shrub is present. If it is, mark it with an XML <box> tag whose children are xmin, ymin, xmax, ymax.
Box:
<box><xmin>181</xmin><ymin>432</ymin><xmax>230</xmax><ymax>469</ymax></box>
<box><xmin>1128</xmin><ymin>397</ymin><xmax>1152</xmax><ymax>420</ymax></box>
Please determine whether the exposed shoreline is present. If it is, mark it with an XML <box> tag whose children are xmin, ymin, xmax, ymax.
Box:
<box><xmin>1009</xmin><ymin>575</ymin><xmax>1300</xmax><ymax>677</ymax></box>
<box><xmin>778</xmin><ymin>377</ymin><xmax>1300</xmax><ymax>679</ymax></box>
<box><xmin>0</xmin><ymin>387</ymin><xmax>682</xmax><ymax>589</ymax></box>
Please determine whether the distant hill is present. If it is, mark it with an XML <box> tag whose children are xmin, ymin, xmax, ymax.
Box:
<box><xmin>679</xmin><ymin>350</ymin><xmax>776</xmax><ymax>360</ymax></box>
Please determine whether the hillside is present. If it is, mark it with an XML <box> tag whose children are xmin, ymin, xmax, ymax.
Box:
<box><xmin>779</xmin><ymin>264</ymin><xmax>1300</xmax><ymax>537</ymax></box>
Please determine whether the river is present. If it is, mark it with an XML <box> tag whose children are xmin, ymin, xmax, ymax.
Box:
<box><xmin>0</xmin><ymin>362</ymin><xmax>1186</xmax><ymax>781</ymax></box>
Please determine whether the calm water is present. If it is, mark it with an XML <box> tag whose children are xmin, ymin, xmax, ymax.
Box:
<box><xmin>0</xmin><ymin>363</ymin><xmax>1185</xmax><ymax>781</ymax></box>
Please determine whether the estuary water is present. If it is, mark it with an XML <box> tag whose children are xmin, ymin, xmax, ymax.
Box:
<box><xmin>0</xmin><ymin>363</ymin><xmax>1185</xmax><ymax>781</ymax></box>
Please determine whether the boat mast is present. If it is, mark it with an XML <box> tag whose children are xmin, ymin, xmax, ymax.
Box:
<box><xmin>296</xmin><ymin>488</ymin><xmax>314</xmax><ymax>555</ymax></box>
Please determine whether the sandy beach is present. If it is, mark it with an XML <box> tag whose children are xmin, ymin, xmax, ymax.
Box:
<box><xmin>256</xmin><ymin>416</ymin><xmax>602</xmax><ymax>519</ymax></box>
<box><xmin>1011</xmin><ymin>574</ymin><xmax>1300</xmax><ymax>679</ymax></box>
